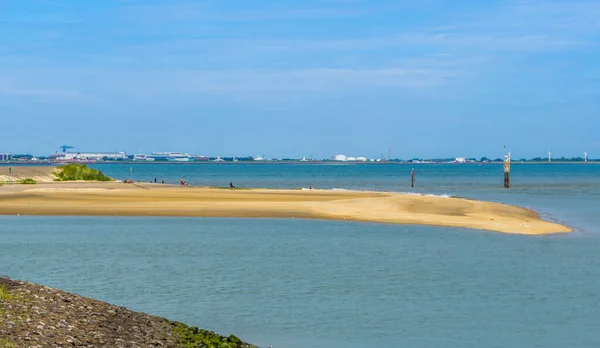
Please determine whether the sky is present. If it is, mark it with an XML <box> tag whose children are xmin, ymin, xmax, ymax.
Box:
<box><xmin>0</xmin><ymin>0</ymin><xmax>599</xmax><ymax>159</ymax></box>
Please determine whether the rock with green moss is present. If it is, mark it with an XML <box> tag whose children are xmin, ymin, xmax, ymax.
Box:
<box><xmin>0</xmin><ymin>277</ymin><xmax>256</xmax><ymax>348</ymax></box>
<box><xmin>173</xmin><ymin>322</ymin><xmax>254</xmax><ymax>348</ymax></box>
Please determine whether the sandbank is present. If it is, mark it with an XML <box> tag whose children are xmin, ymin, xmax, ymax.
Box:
<box><xmin>0</xmin><ymin>181</ymin><xmax>571</xmax><ymax>235</ymax></box>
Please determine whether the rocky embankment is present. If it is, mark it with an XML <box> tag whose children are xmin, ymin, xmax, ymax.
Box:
<box><xmin>0</xmin><ymin>277</ymin><xmax>256</xmax><ymax>348</ymax></box>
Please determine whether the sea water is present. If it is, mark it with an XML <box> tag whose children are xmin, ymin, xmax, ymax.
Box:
<box><xmin>1</xmin><ymin>163</ymin><xmax>600</xmax><ymax>347</ymax></box>
<box><xmin>95</xmin><ymin>163</ymin><xmax>600</xmax><ymax>232</ymax></box>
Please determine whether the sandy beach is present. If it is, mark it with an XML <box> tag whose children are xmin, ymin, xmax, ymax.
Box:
<box><xmin>0</xmin><ymin>181</ymin><xmax>571</xmax><ymax>235</ymax></box>
<box><xmin>0</xmin><ymin>165</ymin><xmax>56</xmax><ymax>183</ymax></box>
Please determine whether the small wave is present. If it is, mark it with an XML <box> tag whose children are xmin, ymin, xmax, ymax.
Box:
<box><xmin>395</xmin><ymin>191</ymin><xmax>452</xmax><ymax>198</ymax></box>
<box><xmin>301</xmin><ymin>187</ymin><xmax>452</xmax><ymax>197</ymax></box>
<box><xmin>300</xmin><ymin>187</ymin><xmax>363</xmax><ymax>192</ymax></box>
<box><xmin>536</xmin><ymin>210</ymin><xmax>582</xmax><ymax>235</ymax></box>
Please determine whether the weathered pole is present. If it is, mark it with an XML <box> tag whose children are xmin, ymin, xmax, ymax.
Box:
<box><xmin>411</xmin><ymin>168</ymin><xmax>415</xmax><ymax>188</ymax></box>
<box><xmin>504</xmin><ymin>152</ymin><xmax>511</xmax><ymax>188</ymax></box>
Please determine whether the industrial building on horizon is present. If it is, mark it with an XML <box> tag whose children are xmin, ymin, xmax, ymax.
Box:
<box><xmin>0</xmin><ymin>146</ymin><xmax>596</xmax><ymax>164</ymax></box>
<box><xmin>332</xmin><ymin>154</ymin><xmax>372</xmax><ymax>162</ymax></box>
<box><xmin>49</xmin><ymin>151</ymin><xmax>128</xmax><ymax>161</ymax></box>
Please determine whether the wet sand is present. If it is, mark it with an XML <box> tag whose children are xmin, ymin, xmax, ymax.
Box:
<box><xmin>0</xmin><ymin>182</ymin><xmax>571</xmax><ymax>234</ymax></box>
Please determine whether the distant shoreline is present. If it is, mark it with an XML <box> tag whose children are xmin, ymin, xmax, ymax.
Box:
<box><xmin>1</xmin><ymin>160</ymin><xmax>598</xmax><ymax>166</ymax></box>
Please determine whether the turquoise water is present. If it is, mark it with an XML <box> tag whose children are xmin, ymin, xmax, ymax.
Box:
<box><xmin>1</xmin><ymin>163</ymin><xmax>600</xmax><ymax>347</ymax></box>
<box><xmin>1</xmin><ymin>217</ymin><xmax>599</xmax><ymax>347</ymax></box>
<box><xmin>94</xmin><ymin>163</ymin><xmax>600</xmax><ymax>232</ymax></box>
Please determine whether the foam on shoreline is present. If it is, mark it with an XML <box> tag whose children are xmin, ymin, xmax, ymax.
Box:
<box><xmin>311</xmin><ymin>187</ymin><xmax>453</xmax><ymax>199</ymax></box>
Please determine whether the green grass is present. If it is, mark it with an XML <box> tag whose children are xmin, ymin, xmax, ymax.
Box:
<box><xmin>174</xmin><ymin>323</ymin><xmax>244</xmax><ymax>348</ymax></box>
<box><xmin>0</xmin><ymin>339</ymin><xmax>17</xmax><ymax>348</ymax></box>
<box><xmin>0</xmin><ymin>285</ymin><xmax>13</xmax><ymax>301</ymax></box>
<box><xmin>0</xmin><ymin>284</ymin><xmax>31</xmax><ymax>326</ymax></box>
<box><xmin>0</xmin><ymin>284</ymin><xmax>13</xmax><ymax>318</ymax></box>
<box><xmin>54</xmin><ymin>164</ymin><xmax>112</xmax><ymax>181</ymax></box>
<box><xmin>17</xmin><ymin>178</ymin><xmax>37</xmax><ymax>184</ymax></box>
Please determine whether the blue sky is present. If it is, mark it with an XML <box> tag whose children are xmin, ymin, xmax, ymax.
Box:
<box><xmin>0</xmin><ymin>0</ymin><xmax>599</xmax><ymax>159</ymax></box>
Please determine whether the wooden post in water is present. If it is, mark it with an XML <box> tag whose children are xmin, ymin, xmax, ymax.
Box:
<box><xmin>411</xmin><ymin>168</ymin><xmax>415</xmax><ymax>188</ymax></box>
<box><xmin>503</xmin><ymin>152</ymin><xmax>511</xmax><ymax>188</ymax></box>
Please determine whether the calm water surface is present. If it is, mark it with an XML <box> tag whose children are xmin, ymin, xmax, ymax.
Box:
<box><xmin>1</xmin><ymin>217</ymin><xmax>600</xmax><ymax>348</ymax></box>
<box><xmin>92</xmin><ymin>163</ymin><xmax>600</xmax><ymax>232</ymax></box>
<box><xmin>1</xmin><ymin>163</ymin><xmax>600</xmax><ymax>347</ymax></box>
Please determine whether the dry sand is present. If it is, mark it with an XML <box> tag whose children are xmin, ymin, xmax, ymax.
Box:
<box><xmin>0</xmin><ymin>165</ymin><xmax>57</xmax><ymax>182</ymax></box>
<box><xmin>0</xmin><ymin>181</ymin><xmax>571</xmax><ymax>235</ymax></box>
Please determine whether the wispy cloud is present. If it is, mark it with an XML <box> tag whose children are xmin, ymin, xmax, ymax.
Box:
<box><xmin>0</xmin><ymin>84</ymin><xmax>81</xmax><ymax>98</ymax></box>
<box><xmin>469</xmin><ymin>0</ymin><xmax>600</xmax><ymax>34</ymax></box>
<box><xmin>0</xmin><ymin>86</ymin><xmax>86</xmax><ymax>104</ymax></box>
<box><xmin>121</xmin><ymin>32</ymin><xmax>586</xmax><ymax>57</ymax></box>
<box><xmin>0</xmin><ymin>65</ymin><xmax>453</xmax><ymax>105</ymax></box>
<box><xmin>95</xmin><ymin>0</ymin><xmax>598</xmax><ymax>78</ymax></box>
<box><xmin>173</xmin><ymin>68</ymin><xmax>443</xmax><ymax>92</ymax></box>
<box><xmin>1</xmin><ymin>0</ymin><xmax>598</xmax><ymax>105</ymax></box>
<box><xmin>126</xmin><ymin>2</ymin><xmax>386</xmax><ymax>23</ymax></box>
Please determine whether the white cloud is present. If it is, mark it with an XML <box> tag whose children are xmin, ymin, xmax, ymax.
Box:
<box><xmin>0</xmin><ymin>86</ymin><xmax>83</xmax><ymax>99</ymax></box>
<box><xmin>0</xmin><ymin>66</ymin><xmax>452</xmax><ymax>105</ymax></box>
<box><xmin>125</xmin><ymin>2</ymin><xmax>386</xmax><ymax>23</ymax></box>
<box><xmin>1</xmin><ymin>0</ymin><xmax>598</xmax><ymax>105</ymax></box>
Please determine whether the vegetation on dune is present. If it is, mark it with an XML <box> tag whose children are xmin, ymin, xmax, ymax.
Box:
<box><xmin>173</xmin><ymin>322</ymin><xmax>245</xmax><ymax>348</ymax></box>
<box><xmin>17</xmin><ymin>178</ymin><xmax>37</xmax><ymax>184</ymax></box>
<box><xmin>54</xmin><ymin>164</ymin><xmax>112</xmax><ymax>181</ymax></box>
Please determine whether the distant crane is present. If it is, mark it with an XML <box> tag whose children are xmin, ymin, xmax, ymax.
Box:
<box><xmin>59</xmin><ymin>145</ymin><xmax>74</xmax><ymax>153</ymax></box>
